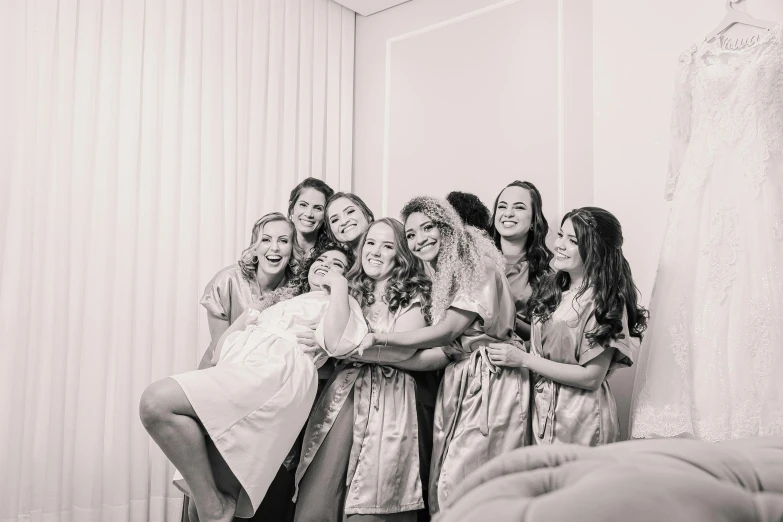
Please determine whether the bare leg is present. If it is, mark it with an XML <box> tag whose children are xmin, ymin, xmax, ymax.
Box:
<box><xmin>140</xmin><ymin>377</ymin><xmax>236</xmax><ymax>522</ymax></box>
<box><xmin>187</xmin><ymin>498</ymin><xmax>200</xmax><ymax>522</ymax></box>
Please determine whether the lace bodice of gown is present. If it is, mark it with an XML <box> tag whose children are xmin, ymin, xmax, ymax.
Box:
<box><xmin>665</xmin><ymin>24</ymin><xmax>783</xmax><ymax>200</ymax></box>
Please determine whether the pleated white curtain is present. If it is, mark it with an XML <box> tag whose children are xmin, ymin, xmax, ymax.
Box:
<box><xmin>0</xmin><ymin>1</ymin><xmax>355</xmax><ymax>521</ymax></box>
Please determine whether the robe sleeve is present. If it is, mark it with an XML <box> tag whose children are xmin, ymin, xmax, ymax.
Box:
<box><xmin>577</xmin><ymin>302</ymin><xmax>634</xmax><ymax>370</ymax></box>
<box><xmin>449</xmin><ymin>263</ymin><xmax>498</xmax><ymax>325</ymax></box>
<box><xmin>200</xmin><ymin>268</ymin><xmax>234</xmax><ymax>319</ymax></box>
<box><xmin>315</xmin><ymin>295</ymin><xmax>369</xmax><ymax>357</ymax></box>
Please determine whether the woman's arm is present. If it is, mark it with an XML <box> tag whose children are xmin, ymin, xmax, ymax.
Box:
<box><xmin>198</xmin><ymin>313</ymin><xmax>230</xmax><ymax>369</ymax></box>
<box><xmin>389</xmin><ymin>347</ymin><xmax>451</xmax><ymax>371</ymax></box>
<box><xmin>348</xmin><ymin>304</ymin><xmax>428</xmax><ymax>364</ymax></box>
<box><xmin>209</xmin><ymin>310</ymin><xmax>252</xmax><ymax>366</ymax></box>
<box><xmin>487</xmin><ymin>342</ymin><xmax>613</xmax><ymax>391</ymax></box>
<box><xmin>360</xmin><ymin>307</ymin><xmax>477</xmax><ymax>353</ymax></box>
<box><xmin>320</xmin><ymin>273</ymin><xmax>353</xmax><ymax>354</ymax></box>
<box><xmin>514</xmin><ymin>317</ymin><xmax>531</xmax><ymax>342</ymax></box>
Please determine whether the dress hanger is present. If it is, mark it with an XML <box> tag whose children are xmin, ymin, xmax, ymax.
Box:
<box><xmin>705</xmin><ymin>0</ymin><xmax>778</xmax><ymax>43</ymax></box>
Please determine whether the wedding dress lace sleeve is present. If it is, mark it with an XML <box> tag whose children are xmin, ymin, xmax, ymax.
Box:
<box><xmin>664</xmin><ymin>47</ymin><xmax>696</xmax><ymax>201</ymax></box>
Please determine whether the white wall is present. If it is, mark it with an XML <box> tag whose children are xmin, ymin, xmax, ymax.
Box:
<box><xmin>353</xmin><ymin>0</ymin><xmax>594</xmax><ymax>227</ymax></box>
<box><xmin>381</xmin><ymin>0</ymin><xmax>559</xmax><ymax>220</ymax></box>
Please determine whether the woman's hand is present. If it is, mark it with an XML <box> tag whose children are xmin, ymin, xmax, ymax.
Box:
<box><xmin>356</xmin><ymin>332</ymin><xmax>376</xmax><ymax>355</ymax></box>
<box><xmin>296</xmin><ymin>318</ymin><xmax>319</xmax><ymax>348</ymax></box>
<box><xmin>487</xmin><ymin>342</ymin><xmax>528</xmax><ymax>368</ymax></box>
<box><xmin>320</xmin><ymin>271</ymin><xmax>348</xmax><ymax>293</ymax></box>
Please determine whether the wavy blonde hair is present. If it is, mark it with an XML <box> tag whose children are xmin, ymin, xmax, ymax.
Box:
<box><xmin>238</xmin><ymin>212</ymin><xmax>296</xmax><ymax>284</ymax></box>
<box><xmin>401</xmin><ymin>196</ymin><xmax>504</xmax><ymax>324</ymax></box>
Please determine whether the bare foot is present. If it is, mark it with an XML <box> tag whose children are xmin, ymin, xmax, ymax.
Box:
<box><xmin>212</xmin><ymin>494</ymin><xmax>236</xmax><ymax>522</ymax></box>
<box><xmin>187</xmin><ymin>499</ymin><xmax>200</xmax><ymax>522</ymax></box>
<box><xmin>198</xmin><ymin>493</ymin><xmax>236</xmax><ymax>522</ymax></box>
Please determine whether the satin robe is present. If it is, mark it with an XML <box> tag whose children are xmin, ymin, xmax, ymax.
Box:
<box><xmin>173</xmin><ymin>292</ymin><xmax>368</xmax><ymax>517</ymax></box>
<box><xmin>530</xmin><ymin>289</ymin><xmax>634</xmax><ymax>446</ymax></box>
<box><xmin>429</xmin><ymin>258</ymin><xmax>531</xmax><ymax>515</ymax></box>
<box><xmin>194</xmin><ymin>265</ymin><xmax>298</xmax><ymax>522</ymax></box>
<box><xmin>295</xmin><ymin>300</ymin><xmax>427</xmax><ymax>516</ymax></box>
<box><xmin>503</xmin><ymin>253</ymin><xmax>532</xmax><ymax>326</ymax></box>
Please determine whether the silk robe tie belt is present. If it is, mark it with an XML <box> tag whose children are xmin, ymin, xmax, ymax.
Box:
<box><xmin>452</xmin><ymin>347</ymin><xmax>499</xmax><ymax>436</ymax></box>
<box><xmin>535</xmin><ymin>376</ymin><xmax>558</xmax><ymax>443</ymax></box>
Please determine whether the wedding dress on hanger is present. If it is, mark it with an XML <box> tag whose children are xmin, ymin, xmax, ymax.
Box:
<box><xmin>629</xmin><ymin>24</ymin><xmax>783</xmax><ymax>441</ymax></box>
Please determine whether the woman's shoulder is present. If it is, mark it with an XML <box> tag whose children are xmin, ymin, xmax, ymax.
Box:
<box><xmin>209</xmin><ymin>264</ymin><xmax>245</xmax><ymax>286</ymax></box>
<box><xmin>478</xmin><ymin>255</ymin><xmax>505</xmax><ymax>280</ymax></box>
<box><xmin>559</xmin><ymin>286</ymin><xmax>597</xmax><ymax>317</ymax></box>
<box><xmin>397</xmin><ymin>295</ymin><xmax>423</xmax><ymax>315</ymax></box>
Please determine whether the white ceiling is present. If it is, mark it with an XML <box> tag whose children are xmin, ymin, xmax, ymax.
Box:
<box><xmin>332</xmin><ymin>0</ymin><xmax>412</xmax><ymax>17</ymax></box>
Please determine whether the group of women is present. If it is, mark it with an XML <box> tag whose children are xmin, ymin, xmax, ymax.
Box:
<box><xmin>138</xmin><ymin>177</ymin><xmax>649</xmax><ymax>522</ymax></box>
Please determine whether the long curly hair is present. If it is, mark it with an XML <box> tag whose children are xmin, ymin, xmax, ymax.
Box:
<box><xmin>529</xmin><ymin>207</ymin><xmax>649</xmax><ymax>346</ymax></box>
<box><xmin>285</xmin><ymin>240</ymin><xmax>356</xmax><ymax>296</ymax></box>
<box><xmin>489</xmin><ymin>180</ymin><xmax>554</xmax><ymax>286</ymax></box>
<box><xmin>324</xmin><ymin>192</ymin><xmax>375</xmax><ymax>245</ymax></box>
<box><xmin>401</xmin><ymin>196</ymin><xmax>504</xmax><ymax>324</ymax></box>
<box><xmin>346</xmin><ymin>218</ymin><xmax>433</xmax><ymax>324</ymax></box>
<box><xmin>287</xmin><ymin>177</ymin><xmax>335</xmax><ymax>268</ymax></box>
<box><xmin>238</xmin><ymin>212</ymin><xmax>296</xmax><ymax>284</ymax></box>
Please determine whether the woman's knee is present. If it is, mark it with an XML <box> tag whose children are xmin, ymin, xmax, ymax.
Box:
<box><xmin>139</xmin><ymin>379</ymin><xmax>174</xmax><ymax>429</ymax></box>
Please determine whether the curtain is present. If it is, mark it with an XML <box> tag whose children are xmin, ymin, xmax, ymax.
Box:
<box><xmin>0</xmin><ymin>1</ymin><xmax>355</xmax><ymax>520</ymax></box>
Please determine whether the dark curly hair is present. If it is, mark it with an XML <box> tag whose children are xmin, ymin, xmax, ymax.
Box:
<box><xmin>446</xmin><ymin>191</ymin><xmax>492</xmax><ymax>234</ymax></box>
<box><xmin>490</xmin><ymin>181</ymin><xmax>554</xmax><ymax>287</ymax></box>
<box><xmin>285</xmin><ymin>240</ymin><xmax>356</xmax><ymax>296</ymax></box>
<box><xmin>529</xmin><ymin>207</ymin><xmax>649</xmax><ymax>347</ymax></box>
<box><xmin>346</xmin><ymin>218</ymin><xmax>432</xmax><ymax>324</ymax></box>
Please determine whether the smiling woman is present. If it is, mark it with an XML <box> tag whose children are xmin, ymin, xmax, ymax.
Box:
<box><xmin>139</xmin><ymin>242</ymin><xmax>368</xmax><ymax>521</ymax></box>
<box><xmin>352</xmin><ymin>197</ymin><xmax>532</xmax><ymax>516</ymax></box>
<box><xmin>511</xmin><ymin>207</ymin><xmax>649</xmax><ymax>447</ymax></box>
<box><xmin>325</xmin><ymin>192</ymin><xmax>376</xmax><ymax>255</ymax></box>
<box><xmin>489</xmin><ymin>181</ymin><xmax>553</xmax><ymax>341</ymax></box>
<box><xmin>287</xmin><ymin>178</ymin><xmax>335</xmax><ymax>272</ymax></box>
<box><xmin>197</xmin><ymin>213</ymin><xmax>296</xmax><ymax>370</ymax></box>
<box><xmin>294</xmin><ymin>219</ymin><xmax>436</xmax><ymax>522</ymax></box>
<box><xmin>184</xmin><ymin>213</ymin><xmax>300</xmax><ymax>521</ymax></box>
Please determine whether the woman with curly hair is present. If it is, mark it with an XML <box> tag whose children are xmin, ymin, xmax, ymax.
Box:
<box><xmin>487</xmin><ymin>207</ymin><xmax>648</xmax><ymax>446</ymax></box>
<box><xmin>489</xmin><ymin>181</ymin><xmax>554</xmax><ymax>341</ymax></box>
<box><xmin>196</xmin><ymin>213</ymin><xmax>296</xmax><ymax>370</ymax></box>
<box><xmin>183</xmin><ymin>213</ymin><xmax>299</xmax><ymax>522</ymax></box>
<box><xmin>355</xmin><ymin>197</ymin><xmax>531</xmax><ymax>516</ymax></box>
<box><xmin>140</xmin><ymin>241</ymin><xmax>367</xmax><ymax>522</ymax></box>
<box><xmin>294</xmin><ymin>218</ymin><xmax>436</xmax><ymax>522</ymax></box>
